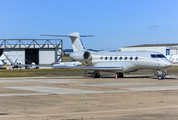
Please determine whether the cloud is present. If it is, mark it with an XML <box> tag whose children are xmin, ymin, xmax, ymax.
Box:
<box><xmin>148</xmin><ymin>25</ymin><xmax>159</xmax><ymax>28</ymax></box>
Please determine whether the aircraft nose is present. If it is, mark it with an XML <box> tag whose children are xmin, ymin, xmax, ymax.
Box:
<box><xmin>164</xmin><ymin>62</ymin><xmax>172</xmax><ymax>67</ymax></box>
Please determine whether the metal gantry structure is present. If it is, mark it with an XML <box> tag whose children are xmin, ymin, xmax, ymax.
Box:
<box><xmin>0</xmin><ymin>39</ymin><xmax>63</xmax><ymax>62</ymax></box>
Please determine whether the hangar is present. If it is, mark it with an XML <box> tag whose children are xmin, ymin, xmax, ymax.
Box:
<box><xmin>0</xmin><ymin>39</ymin><xmax>62</xmax><ymax>65</ymax></box>
<box><xmin>119</xmin><ymin>43</ymin><xmax>178</xmax><ymax>56</ymax></box>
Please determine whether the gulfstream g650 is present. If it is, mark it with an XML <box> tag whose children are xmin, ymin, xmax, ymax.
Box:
<box><xmin>38</xmin><ymin>32</ymin><xmax>171</xmax><ymax>79</ymax></box>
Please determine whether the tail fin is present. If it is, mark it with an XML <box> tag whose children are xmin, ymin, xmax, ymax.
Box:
<box><xmin>0</xmin><ymin>53</ymin><xmax>6</xmax><ymax>60</ymax></box>
<box><xmin>3</xmin><ymin>53</ymin><xmax>14</xmax><ymax>65</ymax></box>
<box><xmin>39</xmin><ymin>32</ymin><xmax>93</xmax><ymax>52</ymax></box>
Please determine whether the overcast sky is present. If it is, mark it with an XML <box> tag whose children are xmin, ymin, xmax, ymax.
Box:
<box><xmin>0</xmin><ymin>0</ymin><xmax>178</xmax><ymax>50</ymax></box>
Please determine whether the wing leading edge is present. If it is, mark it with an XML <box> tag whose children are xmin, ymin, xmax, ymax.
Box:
<box><xmin>20</xmin><ymin>64</ymin><xmax>124</xmax><ymax>71</ymax></box>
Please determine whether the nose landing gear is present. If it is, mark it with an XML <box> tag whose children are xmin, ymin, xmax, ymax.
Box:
<box><xmin>153</xmin><ymin>69</ymin><xmax>166</xmax><ymax>80</ymax></box>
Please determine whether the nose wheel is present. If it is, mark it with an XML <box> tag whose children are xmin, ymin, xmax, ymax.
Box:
<box><xmin>153</xmin><ymin>69</ymin><xmax>166</xmax><ymax>80</ymax></box>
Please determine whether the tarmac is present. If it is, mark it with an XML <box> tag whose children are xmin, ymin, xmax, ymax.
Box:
<box><xmin>0</xmin><ymin>70</ymin><xmax>178</xmax><ymax>120</ymax></box>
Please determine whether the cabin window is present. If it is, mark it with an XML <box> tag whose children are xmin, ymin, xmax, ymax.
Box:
<box><xmin>130</xmin><ymin>57</ymin><xmax>133</xmax><ymax>60</ymax></box>
<box><xmin>105</xmin><ymin>57</ymin><xmax>108</xmax><ymax>60</ymax></box>
<box><xmin>119</xmin><ymin>57</ymin><xmax>122</xmax><ymax>60</ymax></box>
<box><xmin>125</xmin><ymin>57</ymin><xmax>127</xmax><ymax>60</ymax></box>
<box><xmin>135</xmin><ymin>57</ymin><xmax>138</xmax><ymax>60</ymax></box>
<box><xmin>110</xmin><ymin>57</ymin><xmax>112</xmax><ymax>60</ymax></box>
<box><xmin>100</xmin><ymin>57</ymin><xmax>103</xmax><ymax>60</ymax></box>
<box><xmin>115</xmin><ymin>57</ymin><xmax>117</xmax><ymax>60</ymax></box>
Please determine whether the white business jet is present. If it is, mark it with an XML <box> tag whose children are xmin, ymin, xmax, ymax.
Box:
<box><xmin>31</xmin><ymin>32</ymin><xmax>171</xmax><ymax>79</ymax></box>
<box><xmin>3</xmin><ymin>53</ymin><xmax>22</xmax><ymax>69</ymax></box>
<box><xmin>0</xmin><ymin>53</ymin><xmax>7</xmax><ymax>68</ymax></box>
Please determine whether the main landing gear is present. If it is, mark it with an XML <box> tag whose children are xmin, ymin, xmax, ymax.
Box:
<box><xmin>93</xmin><ymin>70</ymin><xmax>100</xmax><ymax>78</ymax></box>
<box><xmin>116</xmin><ymin>73</ymin><xmax>124</xmax><ymax>78</ymax></box>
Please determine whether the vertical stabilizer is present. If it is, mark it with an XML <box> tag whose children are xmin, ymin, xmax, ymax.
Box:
<box><xmin>0</xmin><ymin>53</ymin><xmax>6</xmax><ymax>60</ymax></box>
<box><xmin>67</xmin><ymin>32</ymin><xmax>85</xmax><ymax>52</ymax></box>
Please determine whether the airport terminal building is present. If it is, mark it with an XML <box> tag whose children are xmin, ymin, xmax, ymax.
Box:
<box><xmin>119</xmin><ymin>43</ymin><xmax>178</xmax><ymax>56</ymax></box>
<box><xmin>0</xmin><ymin>39</ymin><xmax>62</xmax><ymax>65</ymax></box>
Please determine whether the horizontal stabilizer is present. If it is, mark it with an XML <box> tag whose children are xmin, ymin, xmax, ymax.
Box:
<box><xmin>39</xmin><ymin>34</ymin><xmax>94</xmax><ymax>37</ymax></box>
<box><xmin>39</xmin><ymin>32</ymin><xmax>93</xmax><ymax>52</ymax></box>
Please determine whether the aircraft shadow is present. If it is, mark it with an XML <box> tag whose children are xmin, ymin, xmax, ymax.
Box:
<box><xmin>86</xmin><ymin>75</ymin><xmax>177</xmax><ymax>80</ymax></box>
<box><xmin>0</xmin><ymin>113</ymin><xmax>9</xmax><ymax>115</ymax></box>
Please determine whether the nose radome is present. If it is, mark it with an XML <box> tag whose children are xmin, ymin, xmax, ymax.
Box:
<box><xmin>165</xmin><ymin>62</ymin><xmax>172</xmax><ymax>67</ymax></box>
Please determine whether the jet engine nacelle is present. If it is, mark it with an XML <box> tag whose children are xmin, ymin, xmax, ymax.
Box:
<box><xmin>70</xmin><ymin>50</ymin><xmax>91</xmax><ymax>61</ymax></box>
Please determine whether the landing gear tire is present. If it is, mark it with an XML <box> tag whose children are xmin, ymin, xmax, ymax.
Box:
<box><xmin>93</xmin><ymin>72</ymin><xmax>100</xmax><ymax>78</ymax></box>
<box><xmin>158</xmin><ymin>77</ymin><xmax>164</xmax><ymax>80</ymax></box>
<box><xmin>117</xmin><ymin>73</ymin><xmax>124</xmax><ymax>78</ymax></box>
<box><xmin>153</xmin><ymin>69</ymin><xmax>166</xmax><ymax>80</ymax></box>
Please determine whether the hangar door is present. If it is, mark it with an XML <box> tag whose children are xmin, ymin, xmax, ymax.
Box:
<box><xmin>25</xmin><ymin>49</ymin><xmax>39</xmax><ymax>64</ymax></box>
<box><xmin>0</xmin><ymin>49</ymin><xmax>3</xmax><ymax>56</ymax></box>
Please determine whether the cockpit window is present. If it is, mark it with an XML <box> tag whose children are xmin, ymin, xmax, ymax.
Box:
<box><xmin>161</xmin><ymin>54</ymin><xmax>166</xmax><ymax>58</ymax></box>
<box><xmin>156</xmin><ymin>54</ymin><xmax>163</xmax><ymax>58</ymax></box>
<box><xmin>151</xmin><ymin>54</ymin><xmax>166</xmax><ymax>58</ymax></box>
<box><xmin>151</xmin><ymin>55</ymin><xmax>156</xmax><ymax>58</ymax></box>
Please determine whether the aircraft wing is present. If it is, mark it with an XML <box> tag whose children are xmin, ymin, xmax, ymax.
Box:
<box><xmin>20</xmin><ymin>64</ymin><xmax>124</xmax><ymax>71</ymax></box>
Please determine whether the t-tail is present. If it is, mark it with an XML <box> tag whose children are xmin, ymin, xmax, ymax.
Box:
<box><xmin>39</xmin><ymin>32</ymin><xmax>93</xmax><ymax>52</ymax></box>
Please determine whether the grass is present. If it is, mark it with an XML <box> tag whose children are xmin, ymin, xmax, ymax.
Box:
<box><xmin>0</xmin><ymin>68</ymin><xmax>89</xmax><ymax>77</ymax></box>
<box><xmin>168</xmin><ymin>67</ymin><xmax>178</xmax><ymax>70</ymax></box>
<box><xmin>62</xmin><ymin>57</ymin><xmax>73</xmax><ymax>62</ymax></box>
<box><xmin>0</xmin><ymin>70</ymin><xmax>47</xmax><ymax>77</ymax></box>
<box><xmin>0</xmin><ymin>57</ymin><xmax>89</xmax><ymax>77</ymax></box>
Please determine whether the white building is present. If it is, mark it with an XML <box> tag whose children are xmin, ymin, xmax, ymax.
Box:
<box><xmin>119</xmin><ymin>43</ymin><xmax>178</xmax><ymax>56</ymax></box>
<box><xmin>0</xmin><ymin>39</ymin><xmax>62</xmax><ymax>65</ymax></box>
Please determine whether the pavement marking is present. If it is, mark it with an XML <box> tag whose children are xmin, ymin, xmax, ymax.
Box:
<box><xmin>126</xmin><ymin>86</ymin><xmax>178</xmax><ymax>91</ymax></box>
<box><xmin>6</xmin><ymin>86</ymin><xmax>102</xmax><ymax>94</ymax></box>
<box><xmin>0</xmin><ymin>93</ymin><xmax>49</xmax><ymax>97</ymax></box>
<box><xmin>4</xmin><ymin>85</ymin><xmax>178</xmax><ymax>96</ymax></box>
<box><xmin>1</xmin><ymin>106</ymin><xmax>178</xmax><ymax>118</ymax></box>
